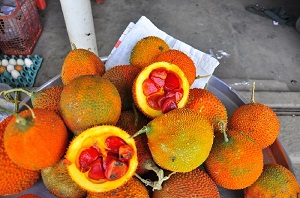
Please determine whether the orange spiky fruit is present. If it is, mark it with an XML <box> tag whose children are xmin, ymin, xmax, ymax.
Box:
<box><xmin>130</xmin><ymin>36</ymin><xmax>169</xmax><ymax>68</ymax></box>
<box><xmin>41</xmin><ymin>159</ymin><xmax>87</xmax><ymax>198</ymax></box>
<box><xmin>185</xmin><ymin>88</ymin><xmax>228</xmax><ymax>132</ymax></box>
<box><xmin>155</xmin><ymin>49</ymin><xmax>196</xmax><ymax>86</ymax></box>
<box><xmin>204</xmin><ymin>129</ymin><xmax>264</xmax><ymax>190</ymax></box>
<box><xmin>31</xmin><ymin>85</ymin><xmax>64</xmax><ymax>116</ymax></box>
<box><xmin>244</xmin><ymin>164</ymin><xmax>300</xmax><ymax>198</ymax></box>
<box><xmin>0</xmin><ymin>116</ymin><xmax>40</xmax><ymax>196</ymax></box>
<box><xmin>59</xmin><ymin>75</ymin><xmax>121</xmax><ymax>135</ymax></box>
<box><xmin>102</xmin><ymin>65</ymin><xmax>141</xmax><ymax>110</ymax></box>
<box><xmin>4</xmin><ymin>108</ymin><xmax>69</xmax><ymax>170</ymax></box>
<box><xmin>86</xmin><ymin>176</ymin><xmax>150</xmax><ymax>198</ymax></box>
<box><xmin>229</xmin><ymin>82</ymin><xmax>280</xmax><ymax>149</ymax></box>
<box><xmin>61</xmin><ymin>48</ymin><xmax>105</xmax><ymax>85</ymax></box>
<box><xmin>152</xmin><ymin>168</ymin><xmax>220</xmax><ymax>198</ymax></box>
<box><xmin>132</xmin><ymin>108</ymin><xmax>214</xmax><ymax>173</ymax></box>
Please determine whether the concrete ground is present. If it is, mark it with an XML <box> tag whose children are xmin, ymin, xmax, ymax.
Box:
<box><xmin>3</xmin><ymin>0</ymin><xmax>300</xmax><ymax>185</ymax></box>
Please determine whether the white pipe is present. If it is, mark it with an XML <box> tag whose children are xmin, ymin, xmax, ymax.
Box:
<box><xmin>59</xmin><ymin>0</ymin><xmax>98</xmax><ymax>56</ymax></box>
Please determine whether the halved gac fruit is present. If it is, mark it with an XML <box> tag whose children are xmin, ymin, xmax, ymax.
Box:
<box><xmin>132</xmin><ymin>61</ymin><xmax>190</xmax><ymax>118</ymax></box>
<box><xmin>64</xmin><ymin>125</ymin><xmax>138</xmax><ymax>193</ymax></box>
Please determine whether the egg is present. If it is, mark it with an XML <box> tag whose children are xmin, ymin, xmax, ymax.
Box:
<box><xmin>24</xmin><ymin>58</ymin><xmax>33</xmax><ymax>68</ymax></box>
<box><xmin>9</xmin><ymin>58</ymin><xmax>17</xmax><ymax>65</ymax></box>
<box><xmin>14</xmin><ymin>65</ymin><xmax>23</xmax><ymax>72</ymax></box>
<box><xmin>6</xmin><ymin>64</ymin><xmax>15</xmax><ymax>73</ymax></box>
<box><xmin>11</xmin><ymin>69</ymin><xmax>20</xmax><ymax>79</ymax></box>
<box><xmin>0</xmin><ymin>66</ymin><xmax>6</xmax><ymax>74</ymax></box>
<box><xmin>17</xmin><ymin>58</ymin><xmax>25</xmax><ymax>66</ymax></box>
<box><xmin>2</xmin><ymin>59</ymin><xmax>9</xmax><ymax>66</ymax></box>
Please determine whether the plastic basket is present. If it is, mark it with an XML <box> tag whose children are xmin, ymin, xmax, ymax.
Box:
<box><xmin>0</xmin><ymin>0</ymin><xmax>42</xmax><ymax>56</ymax></box>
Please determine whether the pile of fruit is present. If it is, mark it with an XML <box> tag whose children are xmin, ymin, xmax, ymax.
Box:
<box><xmin>0</xmin><ymin>36</ymin><xmax>299</xmax><ymax>198</ymax></box>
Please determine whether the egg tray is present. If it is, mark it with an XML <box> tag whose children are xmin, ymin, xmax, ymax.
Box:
<box><xmin>0</xmin><ymin>55</ymin><xmax>43</xmax><ymax>88</ymax></box>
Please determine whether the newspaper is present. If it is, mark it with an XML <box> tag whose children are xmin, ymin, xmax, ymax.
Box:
<box><xmin>105</xmin><ymin>16</ymin><xmax>220</xmax><ymax>88</ymax></box>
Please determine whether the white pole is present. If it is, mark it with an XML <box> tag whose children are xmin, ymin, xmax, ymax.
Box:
<box><xmin>59</xmin><ymin>0</ymin><xmax>98</xmax><ymax>56</ymax></box>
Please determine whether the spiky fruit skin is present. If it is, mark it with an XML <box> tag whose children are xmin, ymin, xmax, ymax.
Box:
<box><xmin>86</xmin><ymin>177</ymin><xmax>150</xmax><ymax>198</ymax></box>
<box><xmin>152</xmin><ymin>168</ymin><xmax>220</xmax><ymax>198</ymax></box>
<box><xmin>102</xmin><ymin>65</ymin><xmax>141</xmax><ymax>110</ymax></box>
<box><xmin>32</xmin><ymin>85</ymin><xmax>64</xmax><ymax>116</ymax></box>
<box><xmin>244</xmin><ymin>164</ymin><xmax>300</xmax><ymax>198</ymax></box>
<box><xmin>130</xmin><ymin>36</ymin><xmax>169</xmax><ymax>68</ymax></box>
<box><xmin>0</xmin><ymin>116</ymin><xmax>40</xmax><ymax>196</ymax></box>
<box><xmin>204</xmin><ymin>130</ymin><xmax>264</xmax><ymax>190</ymax></box>
<box><xmin>61</xmin><ymin>48</ymin><xmax>105</xmax><ymax>85</ymax></box>
<box><xmin>64</xmin><ymin>125</ymin><xmax>138</xmax><ymax>193</ymax></box>
<box><xmin>41</xmin><ymin>160</ymin><xmax>87</xmax><ymax>198</ymax></box>
<box><xmin>4</xmin><ymin>108</ymin><xmax>69</xmax><ymax>170</ymax></box>
<box><xmin>155</xmin><ymin>49</ymin><xmax>196</xmax><ymax>86</ymax></box>
<box><xmin>116</xmin><ymin>110</ymin><xmax>152</xmax><ymax>175</ymax></box>
<box><xmin>145</xmin><ymin>108</ymin><xmax>214</xmax><ymax>172</ymax></box>
<box><xmin>186</xmin><ymin>88</ymin><xmax>228</xmax><ymax>132</ymax></box>
<box><xmin>59</xmin><ymin>75</ymin><xmax>121</xmax><ymax>135</ymax></box>
<box><xmin>229</xmin><ymin>102</ymin><xmax>280</xmax><ymax>149</ymax></box>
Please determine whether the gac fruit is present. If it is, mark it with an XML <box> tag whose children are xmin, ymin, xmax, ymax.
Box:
<box><xmin>132</xmin><ymin>61</ymin><xmax>190</xmax><ymax>118</ymax></box>
<box><xmin>64</xmin><ymin>125</ymin><xmax>138</xmax><ymax>193</ymax></box>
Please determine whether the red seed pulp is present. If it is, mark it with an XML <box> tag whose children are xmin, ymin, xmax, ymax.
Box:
<box><xmin>142</xmin><ymin>68</ymin><xmax>183</xmax><ymax>113</ymax></box>
<box><xmin>77</xmin><ymin>136</ymin><xmax>134</xmax><ymax>181</ymax></box>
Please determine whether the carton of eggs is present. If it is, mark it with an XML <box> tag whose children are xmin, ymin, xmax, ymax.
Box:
<box><xmin>0</xmin><ymin>54</ymin><xmax>43</xmax><ymax>88</ymax></box>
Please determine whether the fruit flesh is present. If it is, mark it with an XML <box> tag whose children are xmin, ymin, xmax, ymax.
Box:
<box><xmin>143</xmin><ymin>68</ymin><xmax>184</xmax><ymax>113</ymax></box>
<box><xmin>77</xmin><ymin>136</ymin><xmax>134</xmax><ymax>181</ymax></box>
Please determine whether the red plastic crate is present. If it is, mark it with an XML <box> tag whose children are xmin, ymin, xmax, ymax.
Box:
<box><xmin>0</xmin><ymin>0</ymin><xmax>42</xmax><ymax>55</ymax></box>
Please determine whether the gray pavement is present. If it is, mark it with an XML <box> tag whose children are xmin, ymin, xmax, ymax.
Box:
<box><xmin>2</xmin><ymin>0</ymin><xmax>300</xmax><ymax>184</ymax></box>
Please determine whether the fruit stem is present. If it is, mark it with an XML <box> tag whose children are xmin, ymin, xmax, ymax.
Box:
<box><xmin>1</xmin><ymin>88</ymin><xmax>33</xmax><ymax>99</ymax></box>
<box><xmin>251</xmin><ymin>81</ymin><xmax>256</xmax><ymax>104</ymax></box>
<box><xmin>195</xmin><ymin>74</ymin><xmax>212</xmax><ymax>79</ymax></box>
<box><xmin>223</xmin><ymin>129</ymin><xmax>229</xmax><ymax>143</ymax></box>
<box><xmin>1</xmin><ymin>89</ymin><xmax>36</xmax><ymax>126</ymax></box>
<box><xmin>204</xmin><ymin>83</ymin><xmax>208</xmax><ymax>90</ymax></box>
<box><xmin>2</xmin><ymin>90</ymin><xmax>19</xmax><ymax>112</ymax></box>
<box><xmin>71</xmin><ymin>43</ymin><xmax>77</xmax><ymax>50</ymax></box>
<box><xmin>135</xmin><ymin>159</ymin><xmax>176</xmax><ymax>191</ymax></box>
<box><xmin>0</xmin><ymin>105</ymin><xmax>27</xmax><ymax>126</ymax></box>
<box><xmin>130</xmin><ymin>126</ymin><xmax>148</xmax><ymax>139</ymax></box>
<box><xmin>218</xmin><ymin>120</ymin><xmax>229</xmax><ymax>142</ymax></box>
<box><xmin>13</xmin><ymin>91</ymin><xmax>19</xmax><ymax>112</ymax></box>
